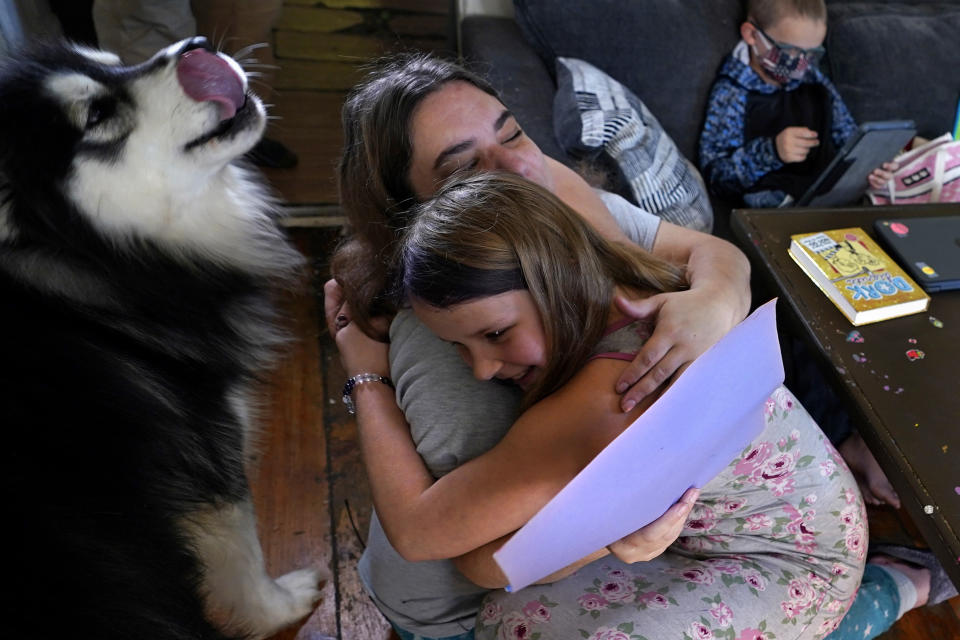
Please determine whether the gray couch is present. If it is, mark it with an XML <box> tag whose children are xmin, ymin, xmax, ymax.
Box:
<box><xmin>461</xmin><ymin>0</ymin><xmax>960</xmax><ymax>240</ymax></box>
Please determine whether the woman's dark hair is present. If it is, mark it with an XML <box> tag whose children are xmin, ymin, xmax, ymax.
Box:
<box><xmin>332</xmin><ymin>53</ymin><xmax>500</xmax><ymax>338</ymax></box>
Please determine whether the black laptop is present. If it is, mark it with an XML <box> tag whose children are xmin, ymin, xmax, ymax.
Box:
<box><xmin>874</xmin><ymin>215</ymin><xmax>960</xmax><ymax>292</ymax></box>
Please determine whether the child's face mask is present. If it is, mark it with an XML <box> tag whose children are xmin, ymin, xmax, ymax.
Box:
<box><xmin>751</xmin><ymin>21</ymin><xmax>824</xmax><ymax>84</ymax></box>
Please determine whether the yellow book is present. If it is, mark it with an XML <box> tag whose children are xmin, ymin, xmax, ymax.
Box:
<box><xmin>788</xmin><ymin>227</ymin><xmax>930</xmax><ymax>325</ymax></box>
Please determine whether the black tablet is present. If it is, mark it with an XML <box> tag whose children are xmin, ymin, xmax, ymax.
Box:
<box><xmin>794</xmin><ymin>120</ymin><xmax>916</xmax><ymax>207</ymax></box>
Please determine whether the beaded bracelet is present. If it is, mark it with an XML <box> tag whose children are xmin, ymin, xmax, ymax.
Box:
<box><xmin>341</xmin><ymin>373</ymin><xmax>395</xmax><ymax>415</ymax></box>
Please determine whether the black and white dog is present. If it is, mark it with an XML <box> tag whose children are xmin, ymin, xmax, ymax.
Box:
<box><xmin>0</xmin><ymin>39</ymin><xmax>324</xmax><ymax>638</ymax></box>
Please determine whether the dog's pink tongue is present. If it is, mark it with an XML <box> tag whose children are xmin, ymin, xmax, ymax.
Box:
<box><xmin>176</xmin><ymin>49</ymin><xmax>244</xmax><ymax>121</ymax></box>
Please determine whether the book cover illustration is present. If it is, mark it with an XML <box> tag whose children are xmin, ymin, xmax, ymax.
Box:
<box><xmin>789</xmin><ymin>228</ymin><xmax>929</xmax><ymax>325</ymax></box>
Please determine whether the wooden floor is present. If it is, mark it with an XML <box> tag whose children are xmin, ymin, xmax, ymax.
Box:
<box><xmin>256</xmin><ymin>0</ymin><xmax>454</xmax><ymax>209</ymax></box>
<box><xmin>250</xmin><ymin>228</ymin><xmax>392</xmax><ymax>640</ymax></box>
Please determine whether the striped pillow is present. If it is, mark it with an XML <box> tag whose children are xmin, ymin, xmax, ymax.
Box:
<box><xmin>554</xmin><ymin>57</ymin><xmax>713</xmax><ymax>233</ymax></box>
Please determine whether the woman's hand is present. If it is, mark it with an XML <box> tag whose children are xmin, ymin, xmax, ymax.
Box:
<box><xmin>613</xmin><ymin>289</ymin><xmax>739</xmax><ymax>411</ymax></box>
<box><xmin>606</xmin><ymin>488</ymin><xmax>700</xmax><ymax>563</ymax></box>
<box><xmin>322</xmin><ymin>277</ymin><xmax>348</xmax><ymax>335</ymax></box>
<box><xmin>323</xmin><ymin>278</ymin><xmax>390</xmax><ymax>376</ymax></box>
<box><xmin>868</xmin><ymin>161</ymin><xmax>899</xmax><ymax>191</ymax></box>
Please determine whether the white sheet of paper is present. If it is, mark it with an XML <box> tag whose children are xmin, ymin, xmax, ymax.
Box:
<box><xmin>493</xmin><ymin>299</ymin><xmax>784</xmax><ymax>592</ymax></box>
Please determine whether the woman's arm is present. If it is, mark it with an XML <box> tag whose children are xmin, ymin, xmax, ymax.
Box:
<box><xmin>545</xmin><ymin>157</ymin><xmax>752</xmax><ymax>412</ymax></box>
<box><xmin>548</xmin><ymin>157</ymin><xmax>634</xmax><ymax>244</ymax></box>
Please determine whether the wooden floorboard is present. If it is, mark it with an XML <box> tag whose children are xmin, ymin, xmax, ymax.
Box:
<box><xmin>260</xmin><ymin>90</ymin><xmax>346</xmax><ymax>206</ymax></box>
<box><xmin>252</xmin><ymin>229</ymin><xmax>390</xmax><ymax>639</ymax></box>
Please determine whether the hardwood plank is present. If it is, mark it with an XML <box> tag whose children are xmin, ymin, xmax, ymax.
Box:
<box><xmin>312</xmin><ymin>227</ymin><xmax>391</xmax><ymax>638</ymax></box>
<box><xmin>388</xmin><ymin>13</ymin><xmax>449</xmax><ymax>37</ymax></box>
<box><xmin>335</xmin><ymin>506</ymin><xmax>393</xmax><ymax>640</ymax></box>
<box><xmin>276</xmin><ymin>7</ymin><xmax>365</xmax><ymax>33</ymax></box>
<box><xmin>881</xmin><ymin>601</ymin><xmax>960</xmax><ymax>639</ymax></box>
<box><xmin>322</xmin><ymin>339</ymin><xmax>392</xmax><ymax>639</ymax></box>
<box><xmin>285</xmin><ymin>0</ymin><xmax>449</xmax><ymax>14</ymax></box>
<box><xmin>276</xmin><ymin>30</ymin><xmax>447</xmax><ymax>62</ymax></box>
<box><xmin>258</xmin><ymin>90</ymin><xmax>347</xmax><ymax>206</ymax></box>
<box><xmin>865</xmin><ymin>505</ymin><xmax>921</xmax><ymax>547</ymax></box>
<box><xmin>275</xmin><ymin>59</ymin><xmax>365</xmax><ymax>91</ymax></box>
<box><xmin>251</xmin><ymin>246</ymin><xmax>337</xmax><ymax>639</ymax></box>
<box><xmin>276</xmin><ymin>31</ymin><xmax>385</xmax><ymax>62</ymax></box>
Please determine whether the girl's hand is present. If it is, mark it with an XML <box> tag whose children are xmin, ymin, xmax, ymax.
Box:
<box><xmin>868</xmin><ymin>161</ymin><xmax>899</xmax><ymax>191</ymax></box>
<box><xmin>613</xmin><ymin>290</ymin><xmax>738</xmax><ymax>411</ymax></box>
<box><xmin>606</xmin><ymin>488</ymin><xmax>700</xmax><ymax>563</ymax></box>
<box><xmin>323</xmin><ymin>278</ymin><xmax>390</xmax><ymax>376</ymax></box>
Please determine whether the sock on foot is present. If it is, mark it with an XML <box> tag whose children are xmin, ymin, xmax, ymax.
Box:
<box><xmin>872</xmin><ymin>564</ymin><xmax>917</xmax><ymax>620</ymax></box>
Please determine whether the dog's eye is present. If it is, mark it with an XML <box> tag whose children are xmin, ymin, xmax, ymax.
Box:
<box><xmin>86</xmin><ymin>97</ymin><xmax>117</xmax><ymax>129</ymax></box>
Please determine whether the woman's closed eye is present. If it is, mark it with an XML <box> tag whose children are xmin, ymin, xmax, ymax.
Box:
<box><xmin>501</xmin><ymin>128</ymin><xmax>523</xmax><ymax>144</ymax></box>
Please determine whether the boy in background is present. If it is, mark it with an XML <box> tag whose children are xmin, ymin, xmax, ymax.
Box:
<box><xmin>699</xmin><ymin>0</ymin><xmax>894</xmax><ymax>207</ymax></box>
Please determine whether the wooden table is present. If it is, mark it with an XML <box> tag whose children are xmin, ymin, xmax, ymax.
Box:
<box><xmin>731</xmin><ymin>204</ymin><xmax>960</xmax><ymax>589</ymax></box>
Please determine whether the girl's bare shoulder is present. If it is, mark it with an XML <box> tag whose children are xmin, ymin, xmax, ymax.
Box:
<box><xmin>517</xmin><ymin>358</ymin><xmax>650</xmax><ymax>465</ymax></box>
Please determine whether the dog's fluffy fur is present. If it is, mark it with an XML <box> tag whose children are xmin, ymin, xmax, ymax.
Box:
<box><xmin>0</xmin><ymin>39</ymin><xmax>323</xmax><ymax>638</ymax></box>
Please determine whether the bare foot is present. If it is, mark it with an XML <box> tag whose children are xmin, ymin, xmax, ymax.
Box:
<box><xmin>870</xmin><ymin>554</ymin><xmax>931</xmax><ymax>608</ymax></box>
<box><xmin>838</xmin><ymin>432</ymin><xmax>901</xmax><ymax>508</ymax></box>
